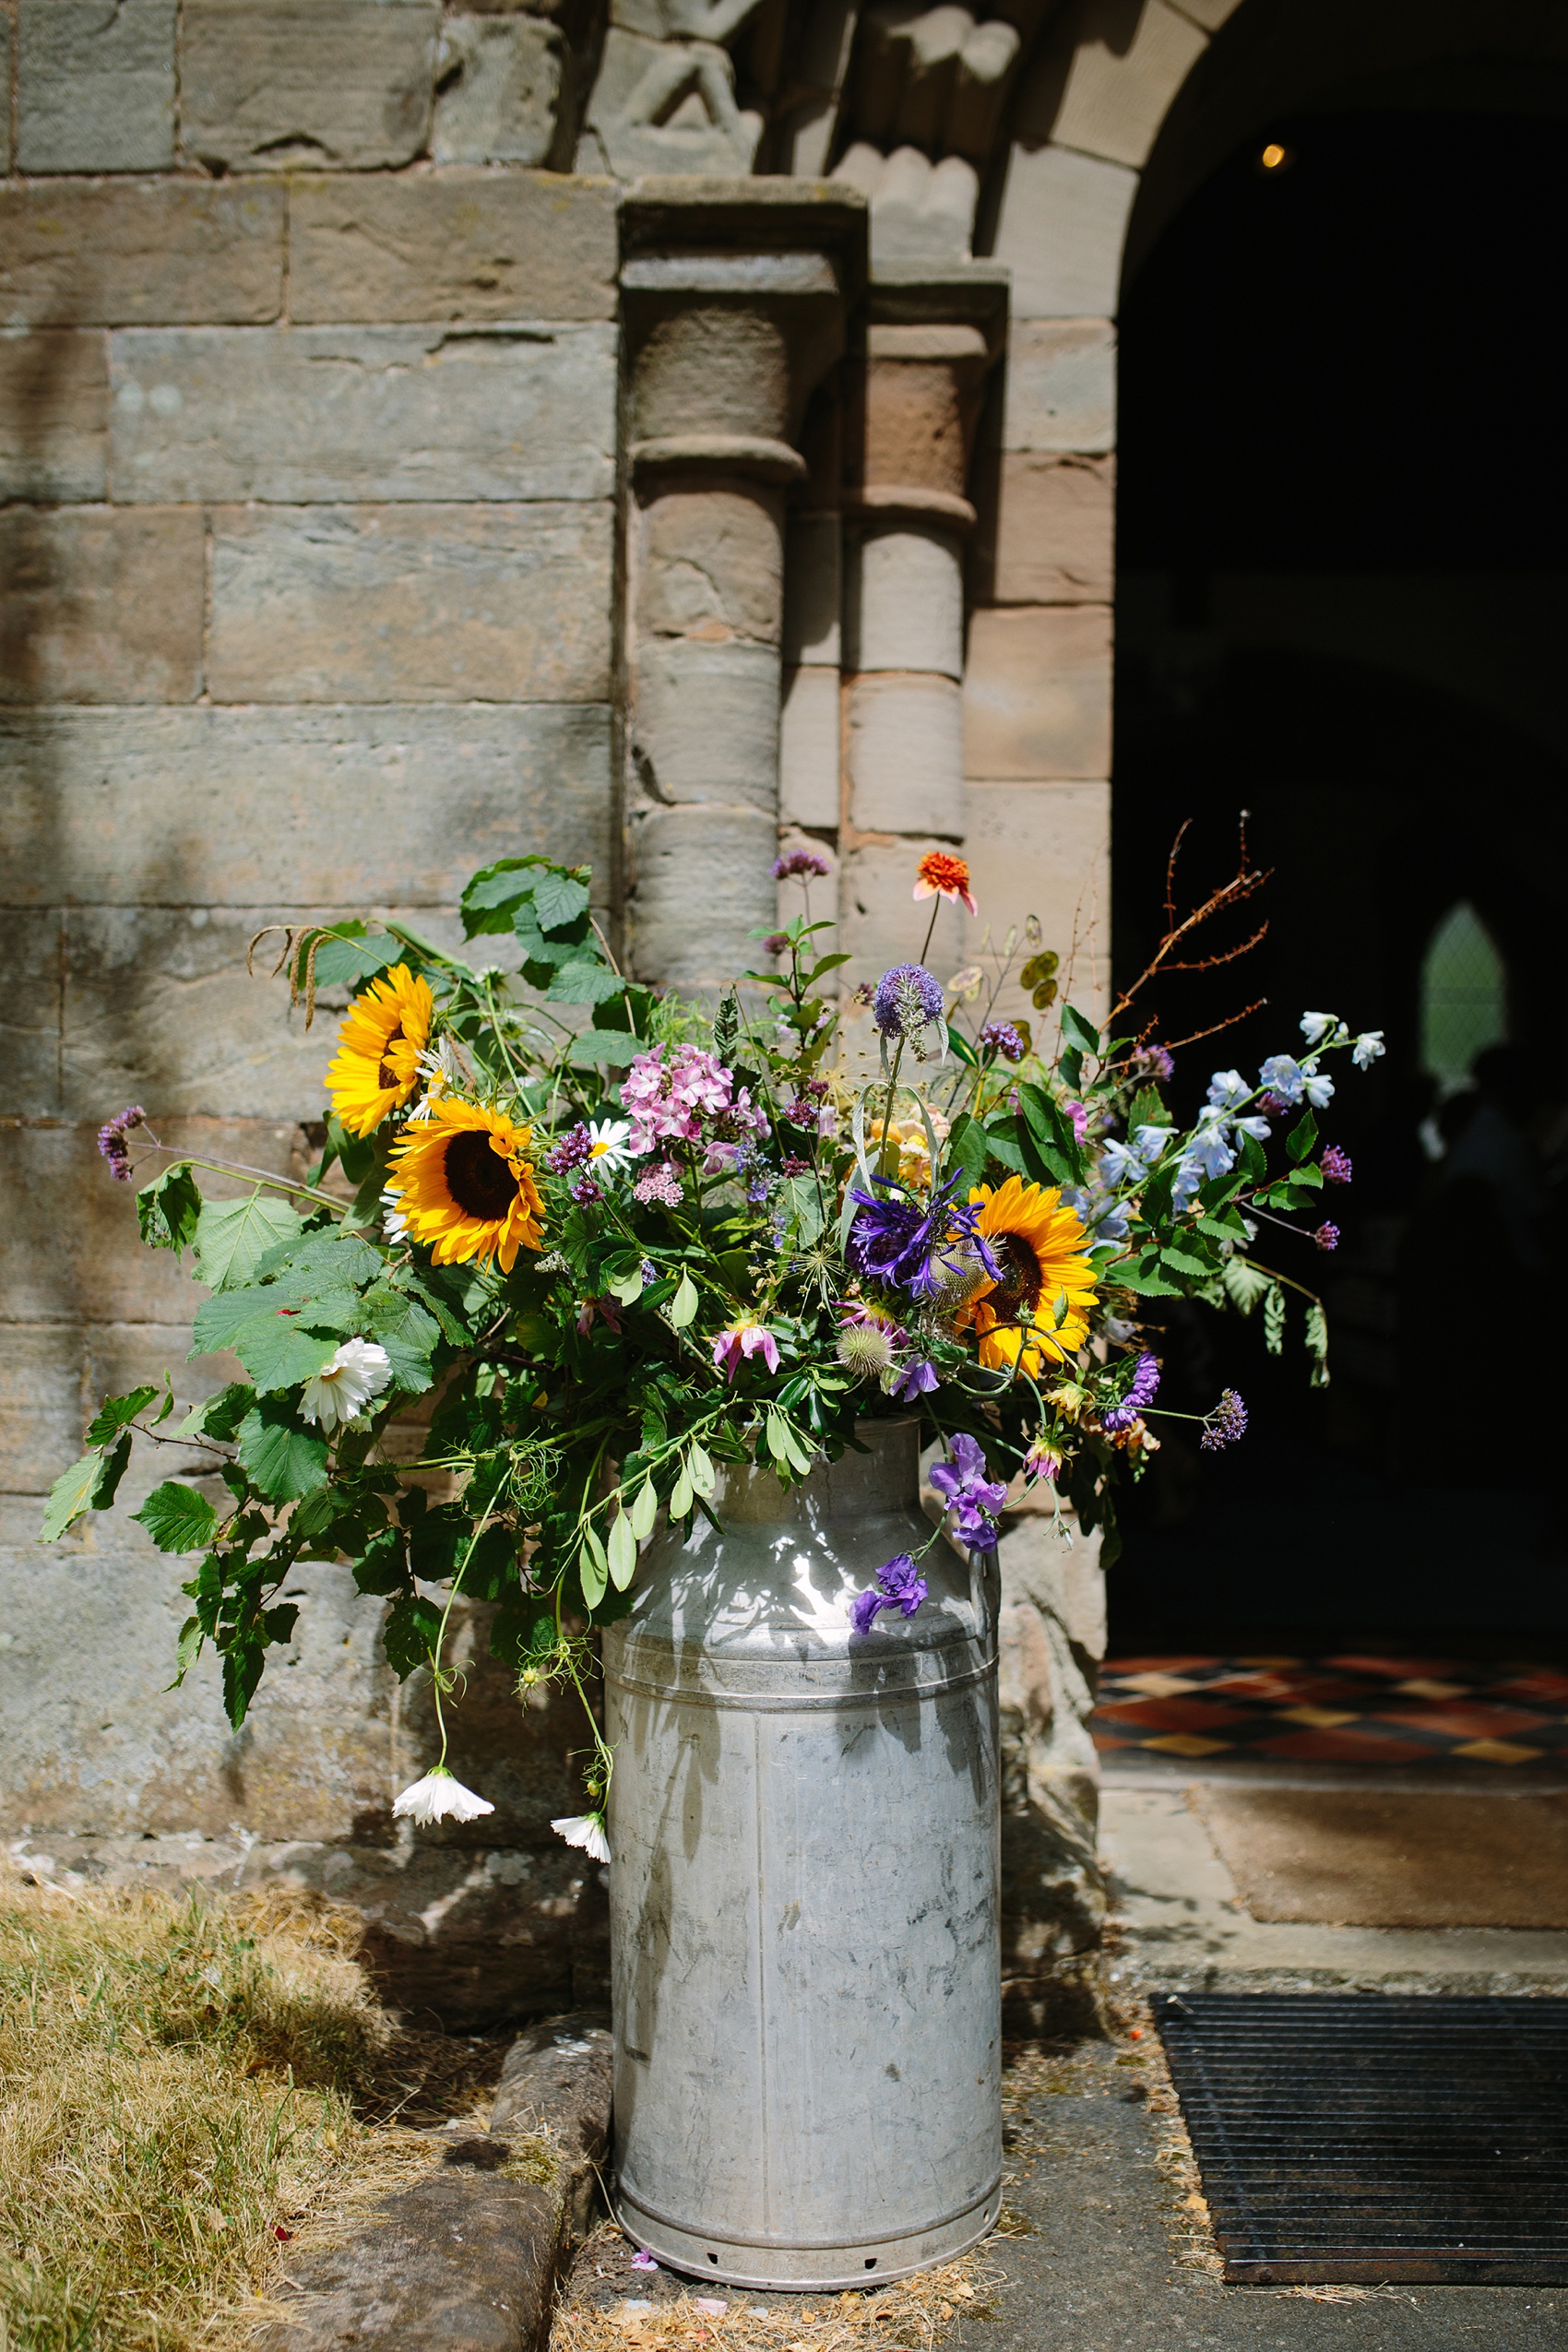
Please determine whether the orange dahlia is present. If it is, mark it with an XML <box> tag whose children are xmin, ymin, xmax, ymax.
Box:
<box><xmin>913</xmin><ymin>850</ymin><xmax>978</xmax><ymax>917</ymax></box>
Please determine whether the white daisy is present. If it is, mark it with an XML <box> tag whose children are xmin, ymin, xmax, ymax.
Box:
<box><xmin>301</xmin><ymin>1336</ymin><xmax>393</xmax><ymax>1433</ymax></box>
<box><xmin>586</xmin><ymin>1118</ymin><xmax>633</xmax><ymax>1171</ymax></box>
<box><xmin>552</xmin><ymin>1811</ymin><xmax>612</xmax><ymax>1864</ymax></box>
<box><xmin>393</xmin><ymin>1766</ymin><xmax>494</xmax><ymax>1824</ymax></box>
<box><xmin>408</xmin><ymin>1034</ymin><xmax>471</xmax><ymax>1122</ymax></box>
<box><xmin>381</xmin><ymin>1186</ymin><xmax>409</xmax><ymax>1241</ymax></box>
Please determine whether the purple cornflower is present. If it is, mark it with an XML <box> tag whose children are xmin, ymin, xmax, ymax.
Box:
<box><xmin>772</xmin><ymin>849</ymin><xmax>833</xmax><ymax>882</ymax></box>
<box><xmin>849</xmin><ymin>1550</ymin><xmax>929</xmax><ymax>1634</ymax></box>
<box><xmin>873</xmin><ymin>963</ymin><xmax>944</xmax><ymax>1042</ymax></box>
<box><xmin>1102</xmin><ymin>1351</ymin><xmax>1160</xmax><ymax>1434</ymax></box>
<box><xmin>1131</xmin><ymin>1043</ymin><xmax>1175</xmax><ymax>1083</ymax></box>
<box><xmin>929</xmin><ymin>1432</ymin><xmax>1008</xmax><ymax>1550</ymax></box>
<box><xmin>1313</xmin><ymin>1221</ymin><xmax>1339</xmax><ymax>1253</ymax></box>
<box><xmin>893</xmin><ymin>1358</ymin><xmax>939</xmax><ymax>1401</ymax></box>
<box><xmin>1321</xmin><ymin>1146</ymin><xmax>1353</xmax><ymax>1184</ymax></box>
<box><xmin>848</xmin><ymin>1170</ymin><xmax>999</xmax><ymax>1301</ymax></box>
<box><xmin>980</xmin><ymin>1020</ymin><xmax>1026</xmax><ymax>1063</ymax></box>
<box><xmin>547</xmin><ymin>1124</ymin><xmax>595</xmax><ymax>1174</ymax></box>
<box><xmin>97</xmin><ymin>1104</ymin><xmax>147</xmax><ymax>1182</ymax></box>
<box><xmin>632</xmin><ymin>1161</ymin><xmax>683</xmax><ymax>1206</ymax></box>
<box><xmin>1201</xmin><ymin>1389</ymin><xmax>1248</xmax><ymax>1451</ymax></box>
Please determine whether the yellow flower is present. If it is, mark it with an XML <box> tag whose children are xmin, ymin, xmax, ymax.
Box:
<box><xmin>956</xmin><ymin>1176</ymin><xmax>1097</xmax><ymax>1377</ymax></box>
<box><xmin>867</xmin><ymin>1110</ymin><xmax>949</xmax><ymax>1191</ymax></box>
<box><xmin>326</xmin><ymin>964</ymin><xmax>434</xmax><ymax>1138</ymax></box>
<box><xmin>385</xmin><ymin>1099</ymin><xmax>545</xmax><ymax>1274</ymax></box>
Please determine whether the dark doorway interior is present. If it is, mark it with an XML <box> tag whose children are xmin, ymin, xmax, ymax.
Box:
<box><xmin>1110</xmin><ymin>105</ymin><xmax>1568</xmax><ymax>1650</ymax></box>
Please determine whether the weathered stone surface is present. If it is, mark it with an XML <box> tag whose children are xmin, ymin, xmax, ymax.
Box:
<box><xmin>832</xmin><ymin>142</ymin><xmax>979</xmax><ymax>268</ymax></box>
<box><xmin>491</xmin><ymin>2010</ymin><xmax>612</xmax><ymax>2234</ymax></box>
<box><xmin>846</xmin><ymin>522</ymin><xmax>964</xmax><ymax>678</ymax></box>
<box><xmin>1025</xmin><ymin>0</ymin><xmax>1207</xmax><ymax>172</ymax></box>
<box><xmin>180</xmin><ymin>0</ymin><xmax>439</xmax><ymax>172</ymax></box>
<box><xmin>584</xmin><ymin>28</ymin><xmax>762</xmax><ymax>180</ymax></box>
<box><xmin>109</xmin><ymin>324</ymin><xmax>616</xmax><ymax>503</ymax></box>
<box><xmin>0</xmin><ymin>182</ymin><xmax>286</xmax><ymax>328</ymax></box>
<box><xmin>0</xmin><ymin>331</ymin><xmax>109</xmax><ymax>502</ymax></box>
<box><xmin>979</xmin><ymin>452</ymin><xmax>1114</xmax><ymax>604</ymax></box>
<box><xmin>255</xmin><ymin>2164</ymin><xmax>564</xmax><ymax>2349</ymax></box>
<box><xmin>434</xmin><ymin>15</ymin><xmax>563</xmax><ymax>165</ymax></box>
<box><xmin>4</xmin><ymin>705</ymin><xmax>612</xmax><ymax>906</ymax></box>
<box><xmin>0</xmin><ymin>506</ymin><xmax>203</xmax><ymax>705</ymax></box>
<box><xmin>636</xmin><ymin>483</ymin><xmax>784</xmax><ymax>647</ymax></box>
<box><xmin>0</xmin><ymin>909</ymin><xmax>64</xmax><ymax>1116</ymax></box>
<box><xmin>963</xmin><ymin>781</ymin><xmax>1112</xmax><ymax>1024</ymax></box>
<box><xmin>627</xmin><ymin>804</ymin><xmax>778</xmax><ymax>987</ymax></box>
<box><xmin>992</xmin><ymin>143</ymin><xmax>1136</xmax><ymax>319</ymax></box>
<box><xmin>783</xmin><ymin>509</ymin><xmax>841</xmax><ymax>667</ymax></box>
<box><xmin>779</xmin><ymin>663</ymin><xmax>840</xmax><ymax>830</ymax></box>
<box><xmin>1002</xmin><ymin>319</ymin><xmax>1116</xmax><ymax>454</ymax></box>
<box><xmin>837</xmin><ymin>837</ymin><xmax>965</xmax><ymax>995</ymax></box>
<box><xmin>289</xmin><ymin>172</ymin><xmax>618</xmax><ymax>325</ymax></box>
<box><xmin>18</xmin><ymin>0</ymin><xmax>176</xmax><ymax>173</ymax></box>
<box><xmin>846</xmin><ymin>672</ymin><xmax>964</xmax><ymax>834</ymax></box>
<box><xmin>632</xmin><ymin>637</ymin><xmax>781</xmax><ymax>810</ymax></box>
<box><xmin>964</xmin><ymin>604</ymin><xmax>1112</xmax><ymax>779</ymax></box>
<box><xmin>0</xmin><ymin>1325</ymin><xmax>83</xmax><ymax>1492</ymax></box>
<box><xmin>207</xmin><ymin>505</ymin><xmax>612</xmax><ymax>705</ymax></box>
<box><xmin>0</xmin><ymin>15</ymin><xmax>10</xmax><ymax>173</ymax></box>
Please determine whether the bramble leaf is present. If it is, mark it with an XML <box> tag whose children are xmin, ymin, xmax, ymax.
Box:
<box><xmin>534</xmin><ymin>870</ymin><xmax>591</xmax><ymax>934</ymax></box>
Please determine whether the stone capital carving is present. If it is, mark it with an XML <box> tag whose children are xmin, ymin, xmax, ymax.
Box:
<box><xmin>846</xmin><ymin>262</ymin><xmax>1007</xmax><ymax>529</ymax></box>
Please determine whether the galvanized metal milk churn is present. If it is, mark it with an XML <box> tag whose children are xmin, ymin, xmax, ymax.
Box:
<box><xmin>602</xmin><ymin>1418</ymin><xmax>1002</xmax><ymax>2288</ymax></box>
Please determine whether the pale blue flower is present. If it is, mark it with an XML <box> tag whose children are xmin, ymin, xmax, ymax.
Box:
<box><xmin>1234</xmin><ymin>1114</ymin><xmax>1271</xmax><ymax>1141</ymax></box>
<box><xmin>1092</xmin><ymin>1200</ymin><xmax>1132</xmax><ymax>1241</ymax></box>
<box><xmin>1301</xmin><ymin>1062</ymin><xmax>1336</xmax><ymax>1110</ymax></box>
<box><xmin>1131</xmin><ymin>1123</ymin><xmax>1176</xmax><ymax>1161</ymax></box>
<box><xmin>1185</xmin><ymin>1123</ymin><xmax>1235</xmax><ymax>1181</ymax></box>
<box><xmin>1098</xmin><ymin>1139</ymin><xmax>1146</xmax><ymax>1188</ymax></box>
<box><xmin>1172</xmin><ymin>1156</ymin><xmax>1206</xmax><ymax>1206</ymax></box>
<box><xmin>1258</xmin><ymin>1054</ymin><xmax>1304</xmax><ymax>1103</ymax></box>
<box><xmin>1299</xmin><ymin>1012</ymin><xmax>1341</xmax><ymax>1048</ymax></box>
<box><xmin>1206</xmin><ymin>1069</ymin><xmax>1250</xmax><ymax>1112</ymax></box>
<box><xmin>1352</xmin><ymin>1029</ymin><xmax>1385</xmax><ymax>1070</ymax></box>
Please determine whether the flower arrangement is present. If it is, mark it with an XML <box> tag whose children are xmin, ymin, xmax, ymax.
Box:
<box><xmin>48</xmin><ymin>846</ymin><xmax>1382</xmax><ymax>1859</ymax></box>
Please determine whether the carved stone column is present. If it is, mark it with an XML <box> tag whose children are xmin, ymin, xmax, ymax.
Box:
<box><xmin>839</xmin><ymin>265</ymin><xmax>1006</xmax><ymax>989</ymax></box>
<box><xmin>620</xmin><ymin>183</ymin><xmax>864</xmax><ymax>988</ymax></box>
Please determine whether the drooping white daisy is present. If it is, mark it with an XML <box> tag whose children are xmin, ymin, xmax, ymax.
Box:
<box><xmin>301</xmin><ymin>1336</ymin><xmax>393</xmax><ymax>1433</ymax></box>
<box><xmin>381</xmin><ymin>1186</ymin><xmax>410</xmax><ymax>1241</ymax></box>
<box><xmin>552</xmin><ymin>1811</ymin><xmax>612</xmax><ymax>1863</ymax></box>
<box><xmin>393</xmin><ymin>1765</ymin><xmax>494</xmax><ymax>1824</ymax></box>
<box><xmin>586</xmin><ymin>1118</ymin><xmax>633</xmax><ymax>1171</ymax></box>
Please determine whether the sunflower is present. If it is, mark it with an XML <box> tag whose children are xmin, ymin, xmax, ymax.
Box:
<box><xmin>326</xmin><ymin>964</ymin><xmax>434</xmax><ymax>1137</ymax></box>
<box><xmin>956</xmin><ymin>1176</ymin><xmax>1098</xmax><ymax>1376</ymax></box>
<box><xmin>386</xmin><ymin>1099</ymin><xmax>545</xmax><ymax>1273</ymax></box>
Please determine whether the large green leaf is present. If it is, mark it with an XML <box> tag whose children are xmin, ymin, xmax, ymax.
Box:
<box><xmin>40</xmin><ymin>1451</ymin><xmax>102</xmax><ymax>1544</ymax></box>
<box><xmin>533</xmin><ymin>870</ymin><xmax>591</xmax><ymax>933</ymax></box>
<box><xmin>362</xmin><ymin>1286</ymin><xmax>440</xmax><ymax>1392</ymax></box>
<box><xmin>307</xmin><ymin>930</ymin><xmax>401</xmax><ymax>990</ymax></box>
<box><xmin>86</xmin><ymin>1386</ymin><xmax>158</xmax><ymax>1444</ymax></box>
<box><xmin>546</xmin><ymin>963</ymin><xmax>625</xmax><ymax>1004</ymax></box>
<box><xmin>460</xmin><ymin>855</ymin><xmax>549</xmax><ymax>937</ymax></box>
<box><xmin>137</xmin><ymin>1163</ymin><xmax>203</xmax><ymax>1254</ymax></box>
<box><xmin>132</xmin><ymin>1481</ymin><xmax>220</xmax><ymax>1555</ymax></box>
<box><xmin>252</xmin><ymin>1227</ymin><xmax>384</xmax><ymax>1289</ymax></box>
<box><xmin>193</xmin><ymin>1194</ymin><xmax>303</xmax><ymax>1292</ymax></box>
<box><xmin>566</xmin><ymin>1028</ymin><xmax>647</xmax><ymax>1069</ymax></box>
<box><xmin>231</xmin><ymin>1317</ymin><xmax>339</xmax><ymax>1396</ymax></box>
<box><xmin>383</xmin><ymin>1592</ymin><xmax>443</xmax><ymax>1678</ymax></box>
<box><xmin>235</xmin><ymin>1403</ymin><xmax>329</xmax><ymax>1501</ymax></box>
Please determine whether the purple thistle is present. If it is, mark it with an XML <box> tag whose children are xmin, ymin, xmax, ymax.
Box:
<box><xmin>850</xmin><ymin>1550</ymin><xmax>929</xmax><ymax>1635</ymax></box>
<box><xmin>1321</xmin><ymin>1146</ymin><xmax>1353</xmax><ymax>1184</ymax></box>
<box><xmin>96</xmin><ymin>1105</ymin><xmax>147</xmax><ymax>1182</ymax></box>
<box><xmin>1313</xmin><ymin>1221</ymin><xmax>1339</xmax><ymax>1253</ymax></box>
<box><xmin>772</xmin><ymin>849</ymin><xmax>833</xmax><ymax>882</ymax></box>
<box><xmin>1101</xmin><ymin>1350</ymin><xmax>1160</xmax><ymax>1434</ymax></box>
<box><xmin>929</xmin><ymin>1431</ymin><xmax>1008</xmax><ymax>1550</ymax></box>
<box><xmin>873</xmin><ymin>962</ymin><xmax>944</xmax><ymax>1040</ymax></box>
<box><xmin>547</xmin><ymin>1123</ymin><xmax>595</xmax><ymax>1174</ymax></box>
<box><xmin>979</xmin><ymin>1020</ymin><xmax>1026</xmax><ymax>1063</ymax></box>
<box><xmin>1201</xmin><ymin>1389</ymin><xmax>1248</xmax><ymax>1452</ymax></box>
<box><xmin>848</xmin><ymin>1170</ymin><xmax>999</xmax><ymax>1301</ymax></box>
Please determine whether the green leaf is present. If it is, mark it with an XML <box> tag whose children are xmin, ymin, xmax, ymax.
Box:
<box><xmin>578</xmin><ymin>1525</ymin><xmax>608</xmax><ymax>1610</ymax></box>
<box><xmin>1112</xmin><ymin>1257</ymin><xmax>1184</xmax><ymax>1297</ymax></box>
<box><xmin>607</xmin><ymin>1263</ymin><xmax>646</xmax><ymax>1306</ymax></box>
<box><xmin>193</xmin><ymin>1194</ymin><xmax>303</xmax><ymax>1292</ymax></box>
<box><xmin>132</xmin><ymin>1480</ymin><xmax>220</xmax><ymax>1555</ymax></box>
<box><xmin>235</xmin><ymin>1403</ymin><xmax>329</xmax><ymax>1502</ymax></box>
<box><xmin>172</xmin><ymin>1615</ymin><xmax>205</xmax><ymax>1684</ymax></box>
<box><xmin>1158</xmin><ymin>1245</ymin><xmax>1215</xmax><ymax>1281</ymax></box>
<box><xmin>308</xmin><ymin>930</ymin><xmax>401</xmax><ymax>991</ymax></box>
<box><xmin>232</xmin><ymin>1317</ymin><xmax>339</xmax><ymax>1396</ymax></box>
<box><xmin>629</xmin><ymin>1479</ymin><xmax>659</xmax><ymax>1541</ymax></box>
<box><xmin>1237</xmin><ymin>1130</ymin><xmax>1268</xmax><ymax>1183</ymax></box>
<box><xmin>686</xmin><ymin>1443</ymin><xmax>716</xmax><ymax>1499</ymax></box>
<box><xmin>980</xmin><ymin>1116</ymin><xmax>1028</xmax><ymax>1176</ymax></box>
<box><xmin>253</xmin><ymin>1228</ymin><xmax>384</xmax><ymax>1289</ymax></box>
<box><xmin>350</xmin><ymin>1526</ymin><xmax>410</xmax><ymax>1597</ymax></box>
<box><xmin>608</xmin><ymin>1511</ymin><xmax>637</xmax><ymax>1591</ymax></box>
<box><xmin>1126</xmin><ymin>1083</ymin><xmax>1169</xmax><ymax>1133</ymax></box>
<box><xmin>40</xmin><ymin>1451</ymin><xmax>102</xmax><ymax>1543</ymax></box>
<box><xmin>221</xmin><ymin>1641</ymin><xmax>266</xmax><ymax>1731</ymax></box>
<box><xmin>1304</xmin><ymin>1300</ymin><xmax>1330</xmax><ymax>1388</ymax></box>
<box><xmin>137</xmin><ymin>1163</ymin><xmax>203</xmax><ymax>1254</ymax></box>
<box><xmin>1060</xmin><ymin>1003</ymin><xmax>1100</xmax><ymax>1057</ymax></box>
<box><xmin>460</xmin><ymin>854</ymin><xmax>549</xmax><ymax>937</ymax></box>
<box><xmin>670</xmin><ymin>1463</ymin><xmax>694</xmax><ymax>1520</ymax></box>
<box><xmin>946</xmin><ymin>1113</ymin><xmax>990</xmax><ymax>1186</ymax></box>
<box><xmin>383</xmin><ymin>1592</ymin><xmax>443</xmax><ymax>1679</ymax></box>
<box><xmin>362</xmin><ymin>1286</ymin><xmax>441</xmax><ymax>1392</ymax></box>
<box><xmin>669</xmin><ymin>1272</ymin><xmax>698</xmax><ymax>1329</ymax></box>
<box><xmin>566</xmin><ymin>1028</ymin><xmax>647</xmax><ymax>1069</ymax></box>
<box><xmin>1220</xmin><ymin>1255</ymin><xmax>1273</xmax><ymax>1313</ymax></box>
<box><xmin>546</xmin><ymin>963</ymin><xmax>625</xmax><ymax>1004</ymax></box>
<box><xmin>1287</xmin><ymin>1110</ymin><xmax>1318</xmax><ymax>1165</ymax></box>
<box><xmin>534</xmin><ymin>870</ymin><xmax>591</xmax><ymax>934</ymax></box>
<box><xmin>91</xmin><ymin>1431</ymin><xmax>133</xmax><ymax>1513</ymax></box>
<box><xmin>1263</xmin><ymin>1283</ymin><xmax>1286</xmax><ymax>1355</ymax></box>
<box><xmin>86</xmin><ymin>1386</ymin><xmax>158</xmax><ymax>1444</ymax></box>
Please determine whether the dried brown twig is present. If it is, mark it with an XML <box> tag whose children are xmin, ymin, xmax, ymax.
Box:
<box><xmin>1110</xmin><ymin>817</ymin><xmax>1272</xmax><ymax>1031</ymax></box>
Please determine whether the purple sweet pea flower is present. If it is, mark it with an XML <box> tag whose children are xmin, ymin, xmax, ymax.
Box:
<box><xmin>929</xmin><ymin>1432</ymin><xmax>1007</xmax><ymax>1549</ymax></box>
<box><xmin>893</xmin><ymin>1357</ymin><xmax>940</xmax><ymax>1401</ymax></box>
<box><xmin>849</xmin><ymin>1550</ymin><xmax>930</xmax><ymax>1633</ymax></box>
<box><xmin>1102</xmin><ymin>1350</ymin><xmax>1159</xmax><ymax>1433</ymax></box>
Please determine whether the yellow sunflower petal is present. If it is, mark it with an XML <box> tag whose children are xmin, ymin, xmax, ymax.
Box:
<box><xmin>386</xmin><ymin>1098</ymin><xmax>544</xmax><ymax>1271</ymax></box>
<box><xmin>957</xmin><ymin>1174</ymin><xmax>1098</xmax><ymax>1375</ymax></box>
<box><xmin>326</xmin><ymin>964</ymin><xmax>434</xmax><ymax>1138</ymax></box>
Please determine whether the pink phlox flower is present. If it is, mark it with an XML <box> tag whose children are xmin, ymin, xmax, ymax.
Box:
<box><xmin>711</xmin><ymin>1316</ymin><xmax>780</xmax><ymax>1381</ymax></box>
<box><xmin>1066</xmin><ymin>1100</ymin><xmax>1090</xmax><ymax>1144</ymax></box>
<box><xmin>621</xmin><ymin>1044</ymin><xmax>741</xmax><ymax>1155</ymax></box>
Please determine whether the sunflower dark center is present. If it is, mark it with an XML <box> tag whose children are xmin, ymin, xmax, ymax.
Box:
<box><xmin>989</xmin><ymin>1230</ymin><xmax>1043</xmax><ymax>1315</ymax></box>
<box><xmin>377</xmin><ymin>1024</ymin><xmax>406</xmax><ymax>1091</ymax></box>
<box><xmin>444</xmin><ymin>1127</ymin><xmax>519</xmax><ymax>1220</ymax></box>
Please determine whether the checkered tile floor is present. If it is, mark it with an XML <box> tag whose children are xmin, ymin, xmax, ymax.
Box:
<box><xmin>1093</xmin><ymin>1655</ymin><xmax>1568</xmax><ymax>1767</ymax></box>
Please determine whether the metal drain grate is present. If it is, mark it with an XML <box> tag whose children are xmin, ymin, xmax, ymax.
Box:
<box><xmin>1155</xmin><ymin>1992</ymin><xmax>1568</xmax><ymax>2284</ymax></box>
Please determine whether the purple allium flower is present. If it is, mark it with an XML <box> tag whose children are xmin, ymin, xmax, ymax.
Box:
<box><xmin>1101</xmin><ymin>1350</ymin><xmax>1159</xmax><ymax>1434</ymax></box>
<box><xmin>1321</xmin><ymin>1146</ymin><xmax>1353</xmax><ymax>1184</ymax></box>
<box><xmin>772</xmin><ymin>848</ymin><xmax>833</xmax><ymax>882</ymax></box>
<box><xmin>1132</xmin><ymin>1043</ymin><xmax>1176</xmax><ymax>1084</ymax></box>
<box><xmin>547</xmin><ymin>1123</ymin><xmax>595</xmax><ymax>1174</ymax></box>
<box><xmin>872</xmin><ymin>962</ymin><xmax>944</xmax><ymax>1041</ymax></box>
<box><xmin>848</xmin><ymin>1170</ymin><xmax>999</xmax><ymax>1301</ymax></box>
<box><xmin>1201</xmin><ymin>1389</ymin><xmax>1248</xmax><ymax>1451</ymax></box>
<box><xmin>633</xmin><ymin>1161</ymin><xmax>683</xmax><ymax>1206</ymax></box>
<box><xmin>97</xmin><ymin>1104</ymin><xmax>147</xmax><ymax>1182</ymax></box>
<box><xmin>929</xmin><ymin>1431</ymin><xmax>1008</xmax><ymax>1550</ymax></box>
<box><xmin>1313</xmin><ymin>1221</ymin><xmax>1339</xmax><ymax>1253</ymax></box>
<box><xmin>980</xmin><ymin>1020</ymin><xmax>1026</xmax><ymax>1063</ymax></box>
<box><xmin>849</xmin><ymin>1550</ymin><xmax>929</xmax><ymax>1634</ymax></box>
<box><xmin>893</xmin><ymin>1357</ymin><xmax>940</xmax><ymax>1401</ymax></box>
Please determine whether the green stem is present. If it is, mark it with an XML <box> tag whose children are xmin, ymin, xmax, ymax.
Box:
<box><xmin>426</xmin><ymin>1464</ymin><xmax>510</xmax><ymax>1769</ymax></box>
<box><xmin>138</xmin><ymin>1143</ymin><xmax>349</xmax><ymax>1217</ymax></box>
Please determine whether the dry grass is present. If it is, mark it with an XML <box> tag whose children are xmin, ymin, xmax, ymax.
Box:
<box><xmin>0</xmin><ymin>1871</ymin><xmax>455</xmax><ymax>2352</ymax></box>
